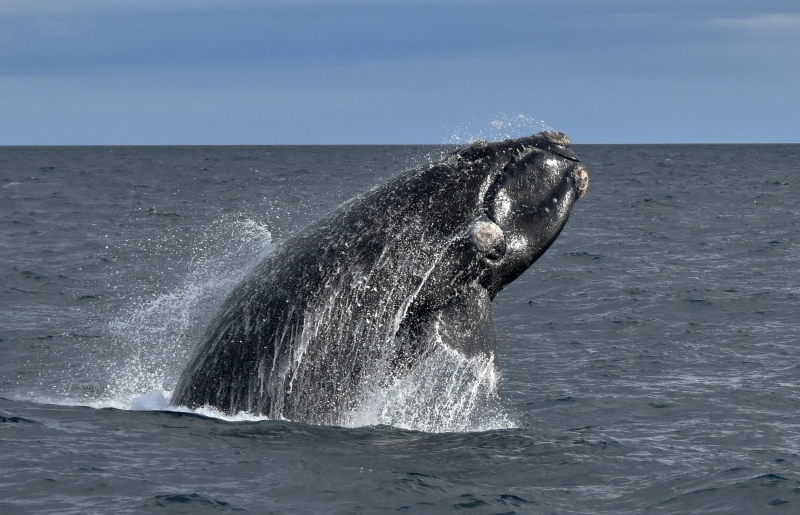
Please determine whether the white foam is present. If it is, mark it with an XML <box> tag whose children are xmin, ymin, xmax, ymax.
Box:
<box><xmin>130</xmin><ymin>389</ymin><xmax>172</xmax><ymax>411</ymax></box>
<box><xmin>125</xmin><ymin>389</ymin><xmax>270</xmax><ymax>422</ymax></box>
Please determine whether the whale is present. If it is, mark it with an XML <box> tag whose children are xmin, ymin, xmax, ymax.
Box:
<box><xmin>171</xmin><ymin>131</ymin><xmax>588</xmax><ymax>424</ymax></box>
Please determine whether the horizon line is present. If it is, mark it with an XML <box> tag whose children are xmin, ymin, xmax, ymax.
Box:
<box><xmin>2</xmin><ymin>141</ymin><xmax>799</xmax><ymax>147</ymax></box>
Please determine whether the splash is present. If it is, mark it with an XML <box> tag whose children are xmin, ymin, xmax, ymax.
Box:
<box><xmin>46</xmin><ymin>208</ymin><xmax>517</xmax><ymax>431</ymax></box>
<box><xmin>349</xmin><ymin>345</ymin><xmax>515</xmax><ymax>432</ymax></box>
<box><xmin>96</xmin><ymin>215</ymin><xmax>273</xmax><ymax>409</ymax></box>
<box><xmin>51</xmin><ymin>173</ymin><xmax>519</xmax><ymax>432</ymax></box>
<box><xmin>447</xmin><ymin>113</ymin><xmax>552</xmax><ymax>145</ymax></box>
<box><xmin>123</xmin><ymin>340</ymin><xmax>516</xmax><ymax>432</ymax></box>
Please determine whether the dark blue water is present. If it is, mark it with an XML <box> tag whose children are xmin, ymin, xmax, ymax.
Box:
<box><xmin>1</xmin><ymin>144</ymin><xmax>799</xmax><ymax>513</ymax></box>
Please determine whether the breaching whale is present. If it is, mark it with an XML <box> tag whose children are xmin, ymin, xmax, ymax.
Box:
<box><xmin>171</xmin><ymin>131</ymin><xmax>588</xmax><ymax>424</ymax></box>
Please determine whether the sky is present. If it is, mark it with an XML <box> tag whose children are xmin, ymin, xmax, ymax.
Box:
<box><xmin>1</xmin><ymin>0</ymin><xmax>798</xmax><ymax>144</ymax></box>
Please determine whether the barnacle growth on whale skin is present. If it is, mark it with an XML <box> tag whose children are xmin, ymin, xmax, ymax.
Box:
<box><xmin>573</xmin><ymin>167</ymin><xmax>589</xmax><ymax>198</ymax></box>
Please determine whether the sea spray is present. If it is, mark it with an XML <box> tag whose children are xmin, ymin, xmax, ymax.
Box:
<box><xmin>447</xmin><ymin>113</ymin><xmax>552</xmax><ymax>145</ymax></box>
<box><xmin>348</xmin><ymin>344</ymin><xmax>516</xmax><ymax>432</ymax></box>
<box><xmin>80</xmin><ymin>212</ymin><xmax>515</xmax><ymax>432</ymax></box>
<box><xmin>98</xmin><ymin>215</ymin><xmax>272</xmax><ymax>408</ymax></box>
<box><xmin>40</xmin><ymin>154</ymin><xmax>528</xmax><ymax>431</ymax></box>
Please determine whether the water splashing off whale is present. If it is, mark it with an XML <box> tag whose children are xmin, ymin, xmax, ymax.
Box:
<box><xmin>171</xmin><ymin>131</ymin><xmax>588</xmax><ymax>426</ymax></box>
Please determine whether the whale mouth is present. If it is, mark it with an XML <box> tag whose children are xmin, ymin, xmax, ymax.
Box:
<box><xmin>572</xmin><ymin>166</ymin><xmax>589</xmax><ymax>198</ymax></box>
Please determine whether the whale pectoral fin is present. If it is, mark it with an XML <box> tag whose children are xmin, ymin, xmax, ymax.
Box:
<box><xmin>390</xmin><ymin>283</ymin><xmax>497</xmax><ymax>376</ymax></box>
<box><xmin>435</xmin><ymin>283</ymin><xmax>497</xmax><ymax>363</ymax></box>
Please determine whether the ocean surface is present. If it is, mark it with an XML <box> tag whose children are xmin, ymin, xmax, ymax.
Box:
<box><xmin>1</xmin><ymin>143</ymin><xmax>798</xmax><ymax>513</ymax></box>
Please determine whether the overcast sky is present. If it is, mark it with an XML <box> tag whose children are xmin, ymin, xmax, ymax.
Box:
<box><xmin>1</xmin><ymin>0</ymin><xmax>798</xmax><ymax>144</ymax></box>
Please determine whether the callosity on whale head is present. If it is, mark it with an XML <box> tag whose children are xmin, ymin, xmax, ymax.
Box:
<box><xmin>171</xmin><ymin>131</ymin><xmax>588</xmax><ymax>424</ymax></box>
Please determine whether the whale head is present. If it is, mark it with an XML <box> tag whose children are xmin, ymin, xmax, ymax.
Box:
<box><xmin>462</xmin><ymin>131</ymin><xmax>589</xmax><ymax>298</ymax></box>
<box><xmin>395</xmin><ymin>130</ymin><xmax>589</xmax><ymax>364</ymax></box>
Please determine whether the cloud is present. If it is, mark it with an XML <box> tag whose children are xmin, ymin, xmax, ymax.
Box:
<box><xmin>2</xmin><ymin>1</ymin><xmax>799</xmax><ymax>143</ymax></box>
<box><xmin>3</xmin><ymin>1</ymin><xmax>594</xmax><ymax>77</ymax></box>
<box><xmin>718</xmin><ymin>13</ymin><xmax>800</xmax><ymax>32</ymax></box>
<box><xmin>0</xmin><ymin>2</ymin><xmax>741</xmax><ymax>78</ymax></box>
<box><xmin>0</xmin><ymin>0</ymin><xmax>253</xmax><ymax>15</ymax></box>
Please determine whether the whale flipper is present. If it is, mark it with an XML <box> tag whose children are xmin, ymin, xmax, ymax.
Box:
<box><xmin>435</xmin><ymin>283</ymin><xmax>497</xmax><ymax>362</ymax></box>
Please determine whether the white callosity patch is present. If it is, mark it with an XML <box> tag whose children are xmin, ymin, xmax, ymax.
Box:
<box><xmin>573</xmin><ymin>167</ymin><xmax>589</xmax><ymax>198</ymax></box>
<box><xmin>469</xmin><ymin>219</ymin><xmax>505</xmax><ymax>255</ymax></box>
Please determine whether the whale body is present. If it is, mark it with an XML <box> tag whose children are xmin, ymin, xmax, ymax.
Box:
<box><xmin>171</xmin><ymin>131</ymin><xmax>588</xmax><ymax>424</ymax></box>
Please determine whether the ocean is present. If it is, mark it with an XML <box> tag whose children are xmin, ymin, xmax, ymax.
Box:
<box><xmin>1</xmin><ymin>143</ymin><xmax>798</xmax><ymax>513</ymax></box>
